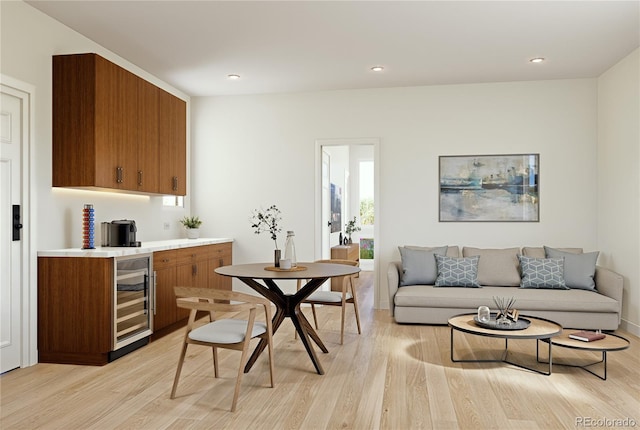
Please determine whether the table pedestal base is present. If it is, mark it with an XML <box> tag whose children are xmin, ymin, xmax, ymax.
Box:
<box><xmin>240</xmin><ymin>277</ymin><xmax>329</xmax><ymax>375</ymax></box>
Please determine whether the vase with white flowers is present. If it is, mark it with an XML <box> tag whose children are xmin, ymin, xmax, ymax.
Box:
<box><xmin>180</xmin><ymin>216</ymin><xmax>203</xmax><ymax>239</ymax></box>
<box><xmin>250</xmin><ymin>205</ymin><xmax>283</xmax><ymax>266</ymax></box>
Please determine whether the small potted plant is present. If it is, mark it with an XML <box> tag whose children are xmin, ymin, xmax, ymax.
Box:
<box><xmin>250</xmin><ymin>205</ymin><xmax>282</xmax><ymax>266</ymax></box>
<box><xmin>344</xmin><ymin>216</ymin><xmax>361</xmax><ymax>244</ymax></box>
<box><xmin>180</xmin><ymin>216</ymin><xmax>203</xmax><ymax>239</ymax></box>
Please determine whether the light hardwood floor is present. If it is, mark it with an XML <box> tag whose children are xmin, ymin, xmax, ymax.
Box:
<box><xmin>2</xmin><ymin>272</ymin><xmax>639</xmax><ymax>429</ymax></box>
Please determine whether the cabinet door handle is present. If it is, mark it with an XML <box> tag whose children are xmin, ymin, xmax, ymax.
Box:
<box><xmin>152</xmin><ymin>271</ymin><xmax>157</xmax><ymax>315</ymax></box>
<box><xmin>116</xmin><ymin>166</ymin><xmax>124</xmax><ymax>183</ymax></box>
<box><xmin>192</xmin><ymin>264</ymin><xmax>197</xmax><ymax>276</ymax></box>
<box><xmin>138</xmin><ymin>170</ymin><xmax>143</xmax><ymax>186</ymax></box>
<box><xmin>172</xmin><ymin>176</ymin><xmax>178</xmax><ymax>191</ymax></box>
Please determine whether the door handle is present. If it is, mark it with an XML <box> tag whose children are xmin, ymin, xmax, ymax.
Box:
<box><xmin>13</xmin><ymin>205</ymin><xmax>22</xmax><ymax>241</ymax></box>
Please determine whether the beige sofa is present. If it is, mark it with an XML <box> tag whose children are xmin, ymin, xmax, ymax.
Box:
<box><xmin>387</xmin><ymin>246</ymin><xmax>623</xmax><ymax>330</ymax></box>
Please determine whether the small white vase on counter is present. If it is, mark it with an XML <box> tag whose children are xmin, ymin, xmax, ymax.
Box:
<box><xmin>186</xmin><ymin>228</ymin><xmax>200</xmax><ymax>239</ymax></box>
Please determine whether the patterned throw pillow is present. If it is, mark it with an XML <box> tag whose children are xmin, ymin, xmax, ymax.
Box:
<box><xmin>518</xmin><ymin>255</ymin><xmax>569</xmax><ymax>289</ymax></box>
<box><xmin>434</xmin><ymin>255</ymin><xmax>481</xmax><ymax>288</ymax></box>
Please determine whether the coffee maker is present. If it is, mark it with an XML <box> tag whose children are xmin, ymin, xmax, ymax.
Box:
<box><xmin>102</xmin><ymin>220</ymin><xmax>141</xmax><ymax>247</ymax></box>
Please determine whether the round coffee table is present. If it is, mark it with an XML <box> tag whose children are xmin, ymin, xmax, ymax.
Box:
<box><xmin>538</xmin><ymin>331</ymin><xmax>630</xmax><ymax>380</ymax></box>
<box><xmin>448</xmin><ymin>313</ymin><xmax>562</xmax><ymax>375</ymax></box>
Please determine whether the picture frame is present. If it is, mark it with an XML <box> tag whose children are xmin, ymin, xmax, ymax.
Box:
<box><xmin>439</xmin><ymin>154</ymin><xmax>539</xmax><ymax>222</ymax></box>
<box><xmin>330</xmin><ymin>183</ymin><xmax>342</xmax><ymax>232</ymax></box>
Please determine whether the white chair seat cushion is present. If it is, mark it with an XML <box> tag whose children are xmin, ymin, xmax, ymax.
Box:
<box><xmin>305</xmin><ymin>291</ymin><xmax>353</xmax><ymax>303</ymax></box>
<box><xmin>189</xmin><ymin>319</ymin><xmax>267</xmax><ymax>344</ymax></box>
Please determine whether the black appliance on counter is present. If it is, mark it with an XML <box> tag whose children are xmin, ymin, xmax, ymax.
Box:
<box><xmin>102</xmin><ymin>220</ymin><xmax>141</xmax><ymax>247</ymax></box>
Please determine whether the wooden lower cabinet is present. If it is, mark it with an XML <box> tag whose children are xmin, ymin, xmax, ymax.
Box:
<box><xmin>152</xmin><ymin>250</ymin><xmax>178</xmax><ymax>331</ymax></box>
<box><xmin>153</xmin><ymin>243</ymin><xmax>232</xmax><ymax>332</ymax></box>
<box><xmin>38</xmin><ymin>257</ymin><xmax>114</xmax><ymax>365</ymax></box>
<box><xmin>330</xmin><ymin>244</ymin><xmax>360</xmax><ymax>291</ymax></box>
<box><xmin>37</xmin><ymin>242</ymin><xmax>232</xmax><ymax>364</ymax></box>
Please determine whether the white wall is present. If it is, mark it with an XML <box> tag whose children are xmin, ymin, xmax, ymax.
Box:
<box><xmin>597</xmin><ymin>48</ymin><xmax>640</xmax><ymax>335</ymax></box>
<box><xmin>192</xmin><ymin>79</ymin><xmax>603</xmax><ymax>309</ymax></box>
<box><xmin>1</xmin><ymin>1</ymin><xmax>191</xmax><ymax>251</ymax></box>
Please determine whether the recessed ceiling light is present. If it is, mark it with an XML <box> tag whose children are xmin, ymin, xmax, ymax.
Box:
<box><xmin>371</xmin><ymin>66</ymin><xmax>384</xmax><ymax>72</ymax></box>
<box><xmin>227</xmin><ymin>74</ymin><xmax>241</xmax><ymax>80</ymax></box>
<box><xmin>529</xmin><ymin>58</ymin><xmax>545</xmax><ymax>64</ymax></box>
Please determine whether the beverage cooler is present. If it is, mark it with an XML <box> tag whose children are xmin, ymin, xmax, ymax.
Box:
<box><xmin>112</xmin><ymin>253</ymin><xmax>153</xmax><ymax>359</ymax></box>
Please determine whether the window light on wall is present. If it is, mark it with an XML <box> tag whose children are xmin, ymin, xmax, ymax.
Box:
<box><xmin>163</xmin><ymin>195</ymin><xmax>184</xmax><ymax>207</ymax></box>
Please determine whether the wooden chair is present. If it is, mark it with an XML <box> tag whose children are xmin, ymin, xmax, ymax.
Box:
<box><xmin>170</xmin><ymin>287</ymin><xmax>274</xmax><ymax>412</ymax></box>
<box><xmin>297</xmin><ymin>259</ymin><xmax>361</xmax><ymax>344</ymax></box>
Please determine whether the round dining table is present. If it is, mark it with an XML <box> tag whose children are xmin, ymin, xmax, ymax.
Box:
<box><xmin>215</xmin><ymin>262</ymin><xmax>360</xmax><ymax>375</ymax></box>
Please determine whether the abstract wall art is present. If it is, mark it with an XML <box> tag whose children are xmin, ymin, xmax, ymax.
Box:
<box><xmin>439</xmin><ymin>154</ymin><xmax>539</xmax><ymax>222</ymax></box>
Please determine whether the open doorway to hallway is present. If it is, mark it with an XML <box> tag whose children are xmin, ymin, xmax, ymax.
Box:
<box><xmin>315</xmin><ymin>138</ymin><xmax>379</xmax><ymax>307</ymax></box>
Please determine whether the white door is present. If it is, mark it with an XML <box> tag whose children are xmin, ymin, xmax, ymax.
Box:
<box><xmin>321</xmin><ymin>150</ymin><xmax>331</xmax><ymax>259</ymax></box>
<box><xmin>1</xmin><ymin>85</ymin><xmax>24</xmax><ymax>372</ymax></box>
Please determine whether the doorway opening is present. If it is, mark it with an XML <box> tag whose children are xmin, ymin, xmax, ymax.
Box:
<box><xmin>315</xmin><ymin>138</ymin><xmax>379</xmax><ymax>308</ymax></box>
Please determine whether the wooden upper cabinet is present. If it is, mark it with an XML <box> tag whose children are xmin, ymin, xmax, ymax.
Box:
<box><xmin>52</xmin><ymin>53</ymin><xmax>185</xmax><ymax>196</ymax></box>
<box><xmin>137</xmin><ymin>79</ymin><xmax>160</xmax><ymax>193</ymax></box>
<box><xmin>158</xmin><ymin>89</ymin><xmax>187</xmax><ymax>196</ymax></box>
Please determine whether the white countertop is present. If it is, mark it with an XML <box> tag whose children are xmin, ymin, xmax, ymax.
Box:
<box><xmin>38</xmin><ymin>238</ymin><xmax>234</xmax><ymax>258</ymax></box>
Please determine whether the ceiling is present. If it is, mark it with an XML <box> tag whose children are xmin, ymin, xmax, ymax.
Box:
<box><xmin>26</xmin><ymin>1</ymin><xmax>640</xmax><ymax>97</ymax></box>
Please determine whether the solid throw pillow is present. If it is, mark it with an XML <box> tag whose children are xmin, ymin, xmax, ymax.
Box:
<box><xmin>518</xmin><ymin>255</ymin><xmax>569</xmax><ymax>290</ymax></box>
<box><xmin>522</xmin><ymin>247</ymin><xmax>583</xmax><ymax>259</ymax></box>
<box><xmin>462</xmin><ymin>247</ymin><xmax>521</xmax><ymax>286</ymax></box>
<box><xmin>398</xmin><ymin>246</ymin><xmax>448</xmax><ymax>286</ymax></box>
<box><xmin>544</xmin><ymin>246</ymin><xmax>599</xmax><ymax>291</ymax></box>
<box><xmin>434</xmin><ymin>254</ymin><xmax>481</xmax><ymax>288</ymax></box>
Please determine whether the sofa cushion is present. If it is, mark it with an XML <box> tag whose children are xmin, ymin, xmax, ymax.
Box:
<box><xmin>518</xmin><ymin>256</ymin><xmax>568</xmax><ymax>289</ymax></box>
<box><xmin>406</xmin><ymin>245</ymin><xmax>460</xmax><ymax>258</ymax></box>
<box><xmin>393</xmin><ymin>285</ymin><xmax>619</xmax><ymax>313</ymax></box>
<box><xmin>462</xmin><ymin>247</ymin><xmax>521</xmax><ymax>286</ymax></box>
<box><xmin>544</xmin><ymin>246</ymin><xmax>599</xmax><ymax>291</ymax></box>
<box><xmin>522</xmin><ymin>247</ymin><xmax>583</xmax><ymax>258</ymax></box>
<box><xmin>434</xmin><ymin>255</ymin><xmax>480</xmax><ymax>287</ymax></box>
<box><xmin>398</xmin><ymin>246</ymin><xmax>448</xmax><ymax>286</ymax></box>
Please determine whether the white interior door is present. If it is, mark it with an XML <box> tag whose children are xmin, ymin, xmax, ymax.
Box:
<box><xmin>1</xmin><ymin>85</ymin><xmax>24</xmax><ymax>373</ymax></box>
<box><xmin>321</xmin><ymin>150</ymin><xmax>330</xmax><ymax>259</ymax></box>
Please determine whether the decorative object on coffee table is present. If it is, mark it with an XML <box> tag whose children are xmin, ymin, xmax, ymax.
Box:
<box><xmin>473</xmin><ymin>315</ymin><xmax>531</xmax><ymax>331</ymax></box>
<box><xmin>250</xmin><ymin>205</ymin><xmax>283</xmax><ymax>267</ymax></box>
<box><xmin>477</xmin><ymin>306</ymin><xmax>491</xmax><ymax>323</ymax></box>
<box><xmin>493</xmin><ymin>296</ymin><xmax>519</xmax><ymax>325</ymax></box>
<box><xmin>569</xmin><ymin>330</ymin><xmax>606</xmax><ymax>342</ymax></box>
